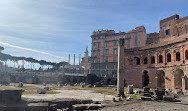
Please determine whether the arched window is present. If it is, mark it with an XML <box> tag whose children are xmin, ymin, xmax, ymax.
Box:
<box><xmin>136</xmin><ymin>57</ymin><xmax>140</xmax><ymax>65</ymax></box>
<box><xmin>151</xmin><ymin>56</ymin><xmax>155</xmax><ymax>64</ymax></box>
<box><xmin>176</xmin><ymin>52</ymin><xmax>180</xmax><ymax>61</ymax></box>
<box><xmin>167</xmin><ymin>53</ymin><xmax>171</xmax><ymax>62</ymax></box>
<box><xmin>159</xmin><ymin>55</ymin><xmax>163</xmax><ymax>63</ymax></box>
<box><xmin>144</xmin><ymin>57</ymin><xmax>148</xmax><ymax>64</ymax></box>
<box><xmin>185</xmin><ymin>50</ymin><xmax>188</xmax><ymax>60</ymax></box>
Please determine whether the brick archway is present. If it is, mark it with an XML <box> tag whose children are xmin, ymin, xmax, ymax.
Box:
<box><xmin>156</xmin><ymin>70</ymin><xmax>165</xmax><ymax>88</ymax></box>
<box><xmin>142</xmin><ymin>70</ymin><xmax>149</xmax><ymax>88</ymax></box>
<box><xmin>173</xmin><ymin>69</ymin><xmax>184</xmax><ymax>89</ymax></box>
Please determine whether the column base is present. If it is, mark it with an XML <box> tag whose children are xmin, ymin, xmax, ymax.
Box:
<box><xmin>117</xmin><ymin>93</ymin><xmax>126</xmax><ymax>98</ymax></box>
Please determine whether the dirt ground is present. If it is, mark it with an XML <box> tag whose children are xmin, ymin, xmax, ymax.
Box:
<box><xmin>98</xmin><ymin>101</ymin><xmax>188</xmax><ymax>111</ymax></box>
<box><xmin>2</xmin><ymin>84</ymin><xmax>188</xmax><ymax>111</ymax></box>
<box><xmin>98</xmin><ymin>91</ymin><xmax>188</xmax><ymax>111</ymax></box>
<box><xmin>22</xmin><ymin>89</ymin><xmax>114</xmax><ymax>101</ymax></box>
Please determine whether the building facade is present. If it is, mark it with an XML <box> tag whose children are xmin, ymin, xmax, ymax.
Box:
<box><xmin>90</xmin><ymin>26</ymin><xmax>147</xmax><ymax>77</ymax></box>
<box><xmin>124</xmin><ymin>14</ymin><xmax>188</xmax><ymax>90</ymax></box>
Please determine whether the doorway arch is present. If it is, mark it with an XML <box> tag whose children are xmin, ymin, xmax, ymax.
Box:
<box><xmin>72</xmin><ymin>78</ymin><xmax>78</xmax><ymax>84</ymax></box>
<box><xmin>66</xmin><ymin>77</ymin><xmax>71</xmax><ymax>84</ymax></box>
<box><xmin>107</xmin><ymin>79</ymin><xmax>112</xmax><ymax>85</ymax></box>
<box><xmin>174</xmin><ymin>69</ymin><xmax>184</xmax><ymax>89</ymax></box>
<box><xmin>142</xmin><ymin>70</ymin><xmax>149</xmax><ymax>87</ymax></box>
<box><xmin>156</xmin><ymin>70</ymin><xmax>165</xmax><ymax>88</ymax></box>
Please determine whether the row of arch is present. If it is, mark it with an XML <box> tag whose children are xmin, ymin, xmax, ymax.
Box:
<box><xmin>142</xmin><ymin>69</ymin><xmax>186</xmax><ymax>89</ymax></box>
<box><xmin>65</xmin><ymin>77</ymin><xmax>115</xmax><ymax>85</ymax></box>
<box><xmin>65</xmin><ymin>77</ymin><xmax>85</xmax><ymax>84</ymax></box>
<box><xmin>134</xmin><ymin>50</ymin><xmax>188</xmax><ymax>65</ymax></box>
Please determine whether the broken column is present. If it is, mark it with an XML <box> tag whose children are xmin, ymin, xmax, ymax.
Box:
<box><xmin>84</xmin><ymin>46</ymin><xmax>89</xmax><ymax>74</ymax></box>
<box><xmin>117</xmin><ymin>38</ymin><xmax>125</xmax><ymax>97</ymax></box>
<box><xmin>182</xmin><ymin>76</ymin><xmax>186</xmax><ymax>91</ymax></box>
<box><xmin>68</xmin><ymin>54</ymin><xmax>70</xmax><ymax>64</ymax></box>
<box><xmin>74</xmin><ymin>54</ymin><xmax>76</xmax><ymax>65</ymax></box>
<box><xmin>79</xmin><ymin>54</ymin><xmax>81</xmax><ymax>66</ymax></box>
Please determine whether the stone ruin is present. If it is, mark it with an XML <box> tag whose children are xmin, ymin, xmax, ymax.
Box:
<box><xmin>141</xmin><ymin>87</ymin><xmax>178</xmax><ymax>102</ymax></box>
<box><xmin>0</xmin><ymin>89</ymin><xmax>105</xmax><ymax>111</ymax></box>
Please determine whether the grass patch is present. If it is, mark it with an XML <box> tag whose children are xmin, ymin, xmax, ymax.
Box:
<box><xmin>68</xmin><ymin>86</ymin><xmax>117</xmax><ymax>95</ymax></box>
<box><xmin>124</xmin><ymin>90</ymin><xmax>142</xmax><ymax>99</ymax></box>
<box><xmin>68</xmin><ymin>86</ymin><xmax>142</xmax><ymax>99</ymax></box>
<box><xmin>0</xmin><ymin>85</ymin><xmax>59</xmax><ymax>95</ymax></box>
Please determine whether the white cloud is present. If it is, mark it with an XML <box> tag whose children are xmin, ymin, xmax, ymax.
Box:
<box><xmin>0</xmin><ymin>41</ymin><xmax>66</xmax><ymax>60</ymax></box>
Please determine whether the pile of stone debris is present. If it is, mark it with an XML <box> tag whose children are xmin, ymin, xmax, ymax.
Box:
<box><xmin>141</xmin><ymin>87</ymin><xmax>181</xmax><ymax>102</ymax></box>
<box><xmin>0</xmin><ymin>89</ymin><xmax>105</xmax><ymax>111</ymax></box>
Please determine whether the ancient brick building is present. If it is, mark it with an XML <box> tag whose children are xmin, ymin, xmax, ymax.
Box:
<box><xmin>90</xmin><ymin>26</ymin><xmax>147</xmax><ymax>77</ymax></box>
<box><xmin>124</xmin><ymin>14</ymin><xmax>188</xmax><ymax>90</ymax></box>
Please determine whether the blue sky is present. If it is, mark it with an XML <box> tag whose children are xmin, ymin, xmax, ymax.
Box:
<box><xmin>0</xmin><ymin>0</ymin><xmax>187</xmax><ymax>65</ymax></box>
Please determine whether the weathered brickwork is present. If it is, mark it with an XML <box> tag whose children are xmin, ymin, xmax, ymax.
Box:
<box><xmin>124</xmin><ymin>14</ymin><xmax>188</xmax><ymax>89</ymax></box>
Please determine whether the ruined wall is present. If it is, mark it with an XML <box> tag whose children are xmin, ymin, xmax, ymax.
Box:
<box><xmin>0</xmin><ymin>74</ymin><xmax>61</xmax><ymax>84</ymax></box>
<box><xmin>146</xmin><ymin>32</ymin><xmax>159</xmax><ymax>45</ymax></box>
<box><xmin>124</xmin><ymin>38</ymin><xmax>188</xmax><ymax>89</ymax></box>
<box><xmin>0</xmin><ymin>74</ymin><xmax>39</xmax><ymax>84</ymax></box>
<box><xmin>37</xmin><ymin>75</ymin><xmax>60</xmax><ymax>84</ymax></box>
<box><xmin>124</xmin><ymin>67</ymin><xmax>157</xmax><ymax>88</ymax></box>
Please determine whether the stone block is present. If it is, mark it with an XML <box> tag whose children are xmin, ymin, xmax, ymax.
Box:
<box><xmin>127</xmin><ymin>85</ymin><xmax>134</xmax><ymax>94</ymax></box>
<box><xmin>87</xmin><ymin>104</ymin><xmax>103</xmax><ymax>110</ymax></box>
<box><xmin>80</xmin><ymin>99</ymin><xmax>93</xmax><ymax>104</ymax></box>
<box><xmin>72</xmin><ymin>104</ymin><xmax>103</xmax><ymax>110</ymax></box>
<box><xmin>86</xmin><ymin>84</ymin><xmax>92</xmax><ymax>88</ymax></box>
<box><xmin>37</xmin><ymin>86</ymin><xmax>49</xmax><ymax>94</ymax></box>
<box><xmin>0</xmin><ymin>90</ymin><xmax>22</xmax><ymax>104</ymax></box>
<box><xmin>113</xmin><ymin>97</ymin><xmax>122</xmax><ymax>102</ymax></box>
<box><xmin>141</xmin><ymin>97</ymin><xmax>151</xmax><ymax>101</ymax></box>
<box><xmin>134</xmin><ymin>90</ymin><xmax>141</xmax><ymax>94</ymax></box>
<box><xmin>18</xmin><ymin>82</ymin><xmax>23</xmax><ymax>87</ymax></box>
<box><xmin>143</xmin><ymin>87</ymin><xmax>150</xmax><ymax>92</ymax></box>
<box><xmin>72</xmin><ymin>104</ymin><xmax>87</xmax><ymax>110</ymax></box>
<box><xmin>143</xmin><ymin>93</ymin><xmax>152</xmax><ymax>97</ymax></box>
<box><xmin>155</xmin><ymin>89</ymin><xmax>165</xmax><ymax>100</ymax></box>
<box><xmin>163</xmin><ymin>95</ymin><xmax>176</xmax><ymax>102</ymax></box>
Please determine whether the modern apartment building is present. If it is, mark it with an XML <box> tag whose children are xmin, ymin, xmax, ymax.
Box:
<box><xmin>90</xmin><ymin>26</ymin><xmax>147</xmax><ymax>77</ymax></box>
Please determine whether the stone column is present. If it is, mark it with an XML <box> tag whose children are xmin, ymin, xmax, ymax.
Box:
<box><xmin>79</xmin><ymin>54</ymin><xmax>81</xmax><ymax>66</ymax></box>
<box><xmin>68</xmin><ymin>54</ymin><xmax>70</xmax><ymax>64</ymax></box>
<box><xmin>182</xmin><ymin>76</ymin><xmax>186</xmax><ymax>91</ymax></box>
<box><xmin>74</xmin><ymin>54</ymin><xmax>75</xmax><ymax>65</ymax></box>
<box><xmin>117</xmin><ymin>38</ymin><xmax>125</xmax><ymax>97</ymax></box>
<box><xmin>84</xmin><ymin>46</ymin><xmax>89</xmax><ymax>74</ymax></box>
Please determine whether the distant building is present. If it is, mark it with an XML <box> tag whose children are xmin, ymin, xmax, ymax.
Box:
<box><xmin>90</xmin><ymin>26</ymin><xmax>147</xmax><ymax>77</ymax></box>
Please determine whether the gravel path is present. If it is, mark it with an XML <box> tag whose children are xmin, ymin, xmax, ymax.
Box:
<box><xmin>98</xmin><ymin>101</ymin><xmax>188</xmax><ymax>111</ymax></box>
<box><xmin>98</xmin><ymin>91</ymin><xmax>188</xmax><ymax>111</ymax></box>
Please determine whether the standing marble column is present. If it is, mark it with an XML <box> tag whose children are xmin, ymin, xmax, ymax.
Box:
<box><xmin>117</xmin><ymin>38</ymin><xmax>125</xmax><ymax>97</ymax></box>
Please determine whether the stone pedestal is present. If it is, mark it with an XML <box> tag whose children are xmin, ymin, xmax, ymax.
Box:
<box><xmin>127</xmin><ymin>85</ymin><xmax>134</xmax><ymax>94</ymax></box>
<box><xmin>18</xmin><ymin>82</ymin><xmax>23</xmax><ymax>87</ymax></box>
